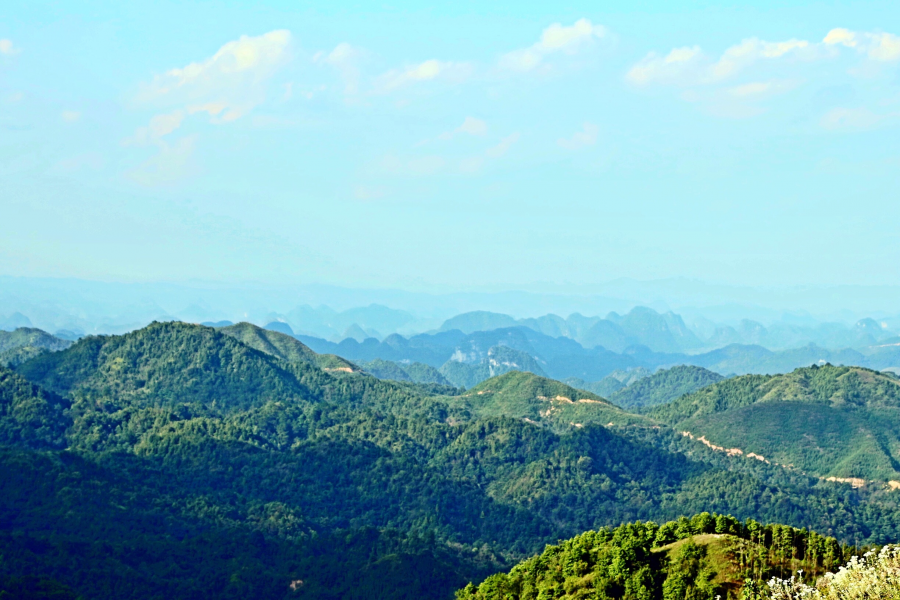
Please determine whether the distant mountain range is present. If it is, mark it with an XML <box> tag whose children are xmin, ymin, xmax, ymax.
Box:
<box><xmin>3</xmin><ymin>309</ymin><xmax>898</xmax><ymax>395</ymax></box>
<box><xmin>294</xmin><ymin>322</ymin><xmax>900</xmax><ymax>390</ymax></box>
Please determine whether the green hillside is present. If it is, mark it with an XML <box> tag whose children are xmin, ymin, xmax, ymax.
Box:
<box><xmin>650</xmin><ymin>364</ymin><xmax>900</xmax><ymax>481</ymax></box>
<box><xmin>404</xmin><ymin>361</ymin><xmax>453</xmax><ymax>385</ymax></box>
<box><xmin>362</xmin><ymin>357</ymin><xmax>414</xmax><ymax>381</ymax></box>
<box><xmin>363</xmin><ymin>358</ymin><xmax>454</xmax><ymax>386</ymax></box>
<box><xmin>456</xmin><ymin>513</ymin><xmax>846</xmax><ymax>600</ymax></box>
<box><xmin>445</xmin><ymin>371</ymin><xmax>649</xmax><ymax>428</ymax></box>
<box><xmin>0</xmin><ymin>327</ymin><xmax>72</xmax><ymax>368</ymax></box>
<box><xmin>609</xmin><ymin>365</ymin><xmax>724</xmax><ymax>410</ymax></box>
<box><xmin>220</xmin><ymin>321</ymin><xmax>360</xmax><ymax>372</ymax></box>
<box><xmin>219</xmin><ymin>321</ymin><xmax>320</xmax><ymax>363</ymax></box>
<box><xmin>15</xmin><ymin>321</ymin><xmax>315</xmax><ymax>412</ymax></box>
<box><xmin>5</xmin><ymin>325</ymin><xmax>900</xmax><ymax>599</ymax></box>
<box><xmin>0</xmin><ymin>365</ymin><xmax>69</xmax><ymax>449</ymax></box>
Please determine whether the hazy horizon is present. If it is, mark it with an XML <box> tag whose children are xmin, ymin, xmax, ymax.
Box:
<box><xmin>4</xmin><ymin>0</ymin><xmax>900</xmax><ymax>294</ymax></box>
<box><xmin>3</xmin><ymin>274</ymin><xmax>900</xmax><ymax>338</ymax></box>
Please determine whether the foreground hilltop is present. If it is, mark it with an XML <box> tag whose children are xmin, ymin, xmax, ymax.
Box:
<box><xmin>456</xmin><ymin>513</ymin><xmax>846</xmax><ymax>600</ymax></box>
<box><xmin>2</xmin><ymin>321</ymin><xmax>900</xmax><ymax>599</ymax></box>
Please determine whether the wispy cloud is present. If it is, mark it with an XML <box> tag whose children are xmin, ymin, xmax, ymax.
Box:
<box><xmin>820</xmin><ymin>107</ymin><xmax>899</xmax><ymax>131</ymax></box>
<box><xmin>629</xmin><ymin>27</ymin><xmax>900</xmax><ymax>89</ymax></box>
<box><xmin>378</xmin><ymin>154</ymin><xmax>446</xmax><ymax>176</ymax></box>
<box><xmin>125</xmin><ymin>30</ymin><xmax>292</xmax><ymax>184</ymax></box>
<box><xmin>558</xmin><ymin>122</ymin><xmax>598</xmax><ymax>150</ymax></box>
<box><xmin>61</xmin><ymin>110</ymin><xmax>82</xmax><ymax>123</ymax></box>
<box><xmin>500</xmin><ymin>18</ymin><xmax>607</xmax><ymax>72</ymax></box>
<box><xmin>461</xmin><ymin>132</ymin><xmax>520</xmax><ymax>173</ymax></box>
<box><xmin>626</xmin><ymin>46</ymin><xmax>703</xmax><ymax>85</ymax></box>
<box><xmin>823</xmin><ymin>28</ymin><xmax>900</xmax><ymax>62</ymax></box>
<box><xmin>0</xmin><ymin>39</ymin><xmax>19</xmax><ymax>56</ymax></box>
<box><xmin>627</xmin><ymin>37</ymin><xmax>812</xmax><ymax>86</ymax></box>
<box><xmin>438</xmin><ymin>117</ymin><xmax>487</xmax><ymax>140</ymax></box>
<box><xmin>485</xmin><ymin>132</ymin><xmax>520</xmax><ymax>158</ymax></box>
<box><xmin>374</xmin><ymin>59</ymin><xmax>472</xmax><ymax>92</ymax></box>
<box><xmin>314</xmin><ymin>42</ymin><xmax>366</xmax><ymax>93</ymax></box>
<box><xmin>134</xmin><ymin>29</ymin><xmax>292</xmax><ymax>124</ymax></box>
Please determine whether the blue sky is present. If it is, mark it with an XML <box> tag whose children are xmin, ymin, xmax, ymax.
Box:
<box><xmin>1</xmin><ymin>0</ymin><xmax>899</xmax><ymax>293</ymax></box>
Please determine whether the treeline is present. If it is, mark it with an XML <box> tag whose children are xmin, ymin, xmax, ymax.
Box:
<box><xmin>457</xmin><ymin>513</ymin><xmax>851</xmax><ymax>600</ymax></box>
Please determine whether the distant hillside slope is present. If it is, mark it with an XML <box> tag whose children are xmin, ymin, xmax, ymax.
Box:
<box><xmin>439</xmin><ymin>311</ymin><xmax>519</xmax><ymax>334</ymax></box>
<box><xmin>0</xmin><ymin>327</ymin><xmax>72</xmax><ymax>368</ymax></box>
<box><xmin>650</xmin><ymin>364</ymin><xmax>900</xmax><ymax>481</ymax></box>
<box><xmin>609</xmin><ymin>365</ymin><xmax>724</xmax><ymax>410</ymax></box>
<box><xmin>565</xmin><ymin>368</ymin><xmax>653</xmax><ymax>397</ymax></box>
<box><xmin>440</xmin><ymin>345</ymin><xmax>547</xmax><ymax>388</ymax></box>
<box><xmin>362</xmin><ymin>358</ymin><xmax>453</xmax><ymax>386</ymax></box>
<box><xmin>361</xmin><ymin>358</ymin><xmax>413</xmax><ymax>381</ymax></box>
<box><xmin>443</xmin><ymin>371</ymin><xmax>648</xmax><ymax>428</ymax></box>
<box><xmin>220</xmin><ymin>321</ymin><xmax>359</xmax><ymax>372</ymax></box>
<box><xmin>689</xmin><ymin>343</ymin><xmax>868</xmax><ymax>376</ymax></box>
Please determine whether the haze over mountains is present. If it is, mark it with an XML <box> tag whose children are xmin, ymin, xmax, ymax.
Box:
<box><xmin>6</xmin><ymin>292</ymin><xmax>900</xmax><ymax>394</ymax></box>
<box><xmin>4</xmin><ymin>275</ymin><xmax>900</xmax><ymax>338</ymax></box>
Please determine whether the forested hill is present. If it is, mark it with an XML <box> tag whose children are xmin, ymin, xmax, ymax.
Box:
<box><xmin>650</xmin><ymin>364</ymin><xmax>900</xmax><ymax>481</ymax></box>
<box><xmin>219</xmin><ymin>321</ymin><xmax>361</xmax><ymax>373</ymax></box>
<box><xmin>456</xmin><ymin>513</ymin><xmax>848</xmax><ymax>600</ymax></box>
<box><xmin>441</xmin><ymin>371</ymin><xmax>648</xmax><ymax>428</ymax></box>
<box><xmin>0</xmin><ymin>327</ymin><xmax>72</xmax><ymax>368</ymax></box>
<box><xmin>608</xmin><ymin>365</ymin><xmax>724</xmax><ymax>410</ymax></box>
<box><xmin>3</xmin><ymin>323</ymin><xmax>900</xmax><ymax>599</ymax></box>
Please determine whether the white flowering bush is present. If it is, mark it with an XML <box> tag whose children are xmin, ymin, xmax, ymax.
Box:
<box><xmin>767</xmin><ymin>546</ymin><xmax>900</xmax><ymax>600</ymax></box>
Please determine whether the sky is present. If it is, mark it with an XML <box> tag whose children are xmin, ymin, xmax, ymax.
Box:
<box><xmin>2</xmin><ymin>0</ymin><xmax>899</xmax><ymax>294</ymax></box>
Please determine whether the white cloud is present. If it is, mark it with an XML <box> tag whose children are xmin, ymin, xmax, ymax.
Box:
<box><xmin>500</xmin><ymin>18</ymin><xmax>607</xmax><ymax>72</ymax></box>
<box><xmin>461</xmin><ymin>132</ymin><xmax>520</xmax><ymax>172</ymax></box>
<box><xmin>125</xmin><ymin>30</ymin><xmax>290</xmax><ymax>179</ymax></box>
<box><xmin>629</xmin><ymin>37</ymin><xmax>812</xmax><ymax>86</ymax></box>
<box><xmin>136</xmin><ymin>29</ymin><xmax>291</xmax><ymax>124</ymax></box>
<box><xmin>485</xmin><ymin>132</ymin><xmax>520</xmax><ymax>158</ymax></box>
<box><xmin>0</xmin><ymin>39</ymin><xmax>19</xmax><ymax>56</ymax></box>
<box><xmin>375</xmin><ymin>59</ymin><xmax>471</xmax><ymax>91</ymax></box>
<box><xmin>626</xmin><ymin>46</ymin><xmax>703</xmax><ymax>85</ymax></box>
<box><xmin>820</xmin><ymin>107</ymin><xmax>896</xmax><ymax>130</ymax></box>
<box><xmin>378</xmin><ymin>154</ymin><xmax>446</xmax><ymax>176</ymax></box>
<box><xmin>726</xmin><ymin>80</ymin><xmax>796</xmax><ymax>98</ymax></box>
<box><xmin>727</xmin><ymin>81</ymin><xmax>772</xmax><ymax>97</ymax></box>
<box><xmin>438</xmin><ymin>116</ymin><xmax>488</xmax><ymax>140</ymax></box>
<box><xmin>61</xmin><ymin>110</ymin><xmax>81</xmax><ymax>123</ymax></box>
<box><xmin>126</xmin><ymin>110</ymin><xmax>186</xmax><ymax>146</ymax></box>
<box><xmin>630</xmin><ymin>27</ymin><xmax>900</xmax><ymax>90</ymax></box>
<box><xmin>316</xmin><ymin>42</ymin><xmax>366</xmax><ymax>93</ymax></box>
<box><xmin>709</xmin><ymin>38</ymin><xmax>810</xmax><ymax>80</ymax></box>
<box><xmin>823</xmin><ymin>28</ymin><xmax>900</xmax><ymax>61</ymax></box>
<box><xmin>558</xmin><ymin>122</ymin><xmax>598</xmax><ymax>150</ymax></box>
